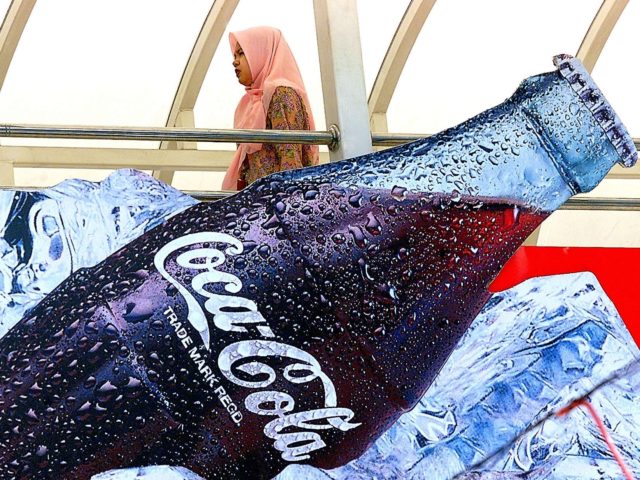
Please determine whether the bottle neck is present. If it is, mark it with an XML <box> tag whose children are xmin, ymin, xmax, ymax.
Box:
<box><xmin>273</xmin><ymin>56</ymin><xmax>634</xmax><ymax>215</ymax></box>
<box><xmin>515</xmin><ymin>65</ymin><xmax>629</xmax><ymax>195</ymax></box>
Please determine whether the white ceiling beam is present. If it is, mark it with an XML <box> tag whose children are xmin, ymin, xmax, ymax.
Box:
<box><xmin>0</xmin><ymin>0</ymin><xmax>36</xmax><ymax>90</ymax></box>
<box><xmin>1</xmin><ymin>146</ymin><xmax>234</xmax><ymax>171</ymax></box>
<box><xmin>0</xmin><ymin>0</ymin><xmax>38</xmax><ymax>186</ymax></box>
<box><xmin>368</xmin><ymin>0</ymin><xmax>438</xmax><ymax>134</ymax></box>
<box><xmin>576</xmin><ymin>0</ymin><xmax>629</xmax><ymax>73</ymax></box>
<box><xmin>153</xmin><ymin>0</ymin><xmax>239</xmax><ymax>183</ymax></box>
<box><xmin>313</xmin><ymin>0</ymin><xmax>372</xmax><ymax>161</ymax></box>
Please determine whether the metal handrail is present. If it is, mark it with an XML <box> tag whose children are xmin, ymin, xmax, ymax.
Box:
<box><xmin>0</xmin><ymin>124</ymin><xmax>341</xmax><ymax>149</ymax></box>
<box><xmin>371</xmin><ymin>133</ymin><xmax>640</xmax><ymax>150</ymax></box>
<box><xmin>559</xmin><ymin>197</ymin><xmax>640</xmax><ymax>211</ymax></box>
<box><xmin>0</xmin><ymin>124</ymin><xmax>638</xmax><ymax>151</ymax></box>
<box><xmin>187</xmin><ymin>191</ymin><xmax>640</xmax><ymax>211</ymax></box>
<box><xmin>372</xmin><ymin>133</ymin><xmax>430</xmax><ymax>146</ymax></box>
<box><xmin>0</xmin><ymin>182</ymin><xmax>636</xmax><ymax>210</ymax></box>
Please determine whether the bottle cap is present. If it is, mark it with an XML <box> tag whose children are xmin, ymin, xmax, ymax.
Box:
<box><xmin>553</xmin><ymin>54</ymin><xmax>637</xmax><ymax>167</ymax></box>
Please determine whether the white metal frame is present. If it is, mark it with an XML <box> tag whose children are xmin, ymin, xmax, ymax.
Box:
<box><xmin>368</xmin><ymin>0</ymin><xmax>438</xmax><ymax>135</ymax></box>
<box><xmin>313</xmin><ymin>0</ymin><xmax>372</xmax><ymax>160</ymax></box>
<box><xmin>152</xmin><ymin>0</ymin><xmax>239</xmax><ymax>183</ymax></box>
<box><xmin>576</xmin><ymin>0</ymin><xmax>629</xmax><ymax>73</ymax></box>
<box><xmin>0</xmin><ymin>0</ymin><xmax>36</xmax><ymax>185</ymax></box>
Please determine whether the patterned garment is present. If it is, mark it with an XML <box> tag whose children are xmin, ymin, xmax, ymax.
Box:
<box><xmin>240</xmin><ymin>86</ymin><xmax>319</xmax><ymax>186</ymax></box>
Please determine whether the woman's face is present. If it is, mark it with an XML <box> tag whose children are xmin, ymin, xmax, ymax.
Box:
<box><xmin>232</xmin><ymin>43</ymin><xmax>252</xmax><ymax>87</ymax></box>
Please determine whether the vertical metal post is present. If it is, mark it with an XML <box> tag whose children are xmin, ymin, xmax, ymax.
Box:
<box><xmin>0</xmin><ymin>152</ymin><xmax>15</xmax><ymax>186</ymax></box>
<box><xmin>155</xmin><ymin>109</ymin><xmax>197</xmax><ymax>185</ymax></box>
<box><xmin>313</xmin><ymin>0</ymin><xmax>372</xmax><ymax>161</ymax></box>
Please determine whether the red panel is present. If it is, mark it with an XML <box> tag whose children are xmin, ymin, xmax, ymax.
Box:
<box><xmin>490</xmin><ymin>247</ymin><xmax>640</xmax><ymax>348</ymax></box>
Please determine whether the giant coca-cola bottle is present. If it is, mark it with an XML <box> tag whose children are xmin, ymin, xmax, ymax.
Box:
<box><xmin>0</xmin><ymin>55</ymin><xmax>636</xmax><ymax>479</ymax></box>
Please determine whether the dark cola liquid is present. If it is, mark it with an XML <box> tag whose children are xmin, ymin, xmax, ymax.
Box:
<box><xmin>0</xmin><ymin>183</ymin><xmax>547</xmax><ymax>479</ymax></box>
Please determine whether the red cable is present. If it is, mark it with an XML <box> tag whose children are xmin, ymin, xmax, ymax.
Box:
<box><xmin>557</xmin><ymin>398</ymin><xmax>635</xmax><ymax>480</ymax></box>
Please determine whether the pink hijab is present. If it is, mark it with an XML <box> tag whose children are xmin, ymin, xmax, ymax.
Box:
<box><xmin>222</xmin><ymin>26</ymin><xmax>317</xmax><ymax>190</ymax></box>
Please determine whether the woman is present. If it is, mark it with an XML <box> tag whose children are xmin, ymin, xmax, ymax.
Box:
<box><xmin>222</xmin><ymin>26</ymin><xmax>319</xmax><ymax>190</ymax></box>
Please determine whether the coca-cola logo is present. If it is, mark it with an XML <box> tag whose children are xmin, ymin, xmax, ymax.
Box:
<box><xmin>153</xmin><ymin>232</ymin><xmax>360</xmax><ymax>462</ymax></box>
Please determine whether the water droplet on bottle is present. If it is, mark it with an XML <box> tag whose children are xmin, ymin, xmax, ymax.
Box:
<box><xmin>389</xmin><ymin>286</ymin><xmax>398</xmax><ymax>300</ymax></box>
<box><xmin>123</xmin><ymin>299</ymin><xmax>154</xmax><ymax>322</ymax></box>
<box><xmin>151</xmin><ymin>319</ymin><xmax>164</xmax><ymax>331</ymax></box>
<box><xmin>29</xmin><ymin>383</ymin><xmax>42</xmax><ymax>395</ymax></box>
<box><xmin>84</xmin><ymin>321</ymin><xmax>98</xmax><ymax>335</ymax></box>
<box><xmin>348</xmin><ymin>192</ymin><xmax>363</xmax><ymax>208</ymax></box>
<box><xmin>391</xmin><ymin>186</ymin><xmax>407</xmax><ymax>201</ymax></box>
<box><xmin>275</xmin><ymin>201</ymin><xmax>286</xmax><ymax>213</ymax></box>
<box><xmin>105</xmin><ymin>323</ymin><xmax>118</xmax><ymax>336</ymax></box>
<box><xmin>358</xmin><ymin>258</ymin><xmax>374</xmax><ymax>281</ymax></box>
<box><xmin>96</xmin><ymin>381</ymin><xmax>118</xmax><ymax>403</ymax></box>
<box><xmin>131</xmin><ymin>269</ymin><xmax>149</xmax><ymax>280</ymax></box>
<box><xmin>503</xmin><ymin>205</ymin><xmax>520</xmax><ymax>227</ymax></box>
<box><xmin>26</xmin><ymin>408</ymin><xmax>39</xmax><ymax>422</ymax></box>
<box><xmin>365</xmin><ymin>213</ymin><xmax>382</xmax><ymax>235</ymax></box>
<box><xmin>331</xmin><ymin>233</ymin><xmax>346</xmax><ymax>245</ymax></box>
<box><xmin>124</xmin><ymin>377</ymin><xmax>142</xmax><ymax>399</ymax></box>
<box><xmin>84</xmin><ymin>376</ymin><xmax>97</xmax><ymax>389</ymax></box>
<box><xmin>262</xmin><ymin>215</ymin><xmax>279</xmax><ymax>230</ymax></box>
<box><xmin>242</xmin><ymin>240</ymin><xmax>257</xmax><ymax>253</ymax></box>
<box><xmin>64</xmin><ymin>319</ymin><xmax>80</xmax><ymax>337</ymax></box>
<box><xmin>349</xmin><ymin>226</ymin><xmax>367</xmax><ymax>248</ymax></box>
<box><xmin>304</xmin><ymin>190</ymin><xmax>319</xmax><ymax>200</ymax></box>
